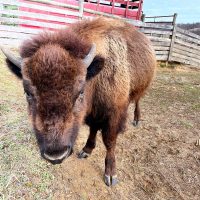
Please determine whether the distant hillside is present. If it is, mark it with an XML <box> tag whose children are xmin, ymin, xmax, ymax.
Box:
<box><xmin>178</xmin><ymin>23</ymin><xmax>200</xmax><ymax>35</ymax></box>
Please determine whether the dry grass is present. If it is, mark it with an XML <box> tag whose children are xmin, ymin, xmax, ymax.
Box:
<box><xmin>0</xmin><ymin>51</ymin><xmax>200</xmax><ymax>200</ymax></box>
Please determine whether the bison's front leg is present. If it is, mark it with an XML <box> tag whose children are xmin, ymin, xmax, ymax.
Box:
<box><xmin>102</xmin><ymin>131</ymin><xmax>118</xmax><ymax>186</ymax></box>
<box><xmin>78</xmin><ymin>126</ymin><xmax>98</xmax><ymax>158</ymax></box>
<box><xmin>102</xmin><ymin>106</ymin><xmax>128</xmax><ymax>186</ymax></box>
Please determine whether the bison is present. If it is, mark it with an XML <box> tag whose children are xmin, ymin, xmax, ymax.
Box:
<box><xmin>1</xmin><ymin>17</ymin><xmax>156</xmax><ymax>186</ymax></box>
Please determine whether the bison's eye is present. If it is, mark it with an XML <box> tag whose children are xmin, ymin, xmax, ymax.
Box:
<box><xmin>79</xmin><ymin>89</ymin><xmax>84</xmax><ymax>98</ymax></box>
<box><xmin>75</xmin><ymin>90</ymin><xmax>84</xmax><ymax>103</ymax></box>
<box><xmin>24</xmin><ymin>90</ymin><xmax>33</xmax><ymax>100</ymax></box>
<box><xmin>79</xmin><ymin>90</ymin><xmax>84</xmax><ymax>97</ymax></box>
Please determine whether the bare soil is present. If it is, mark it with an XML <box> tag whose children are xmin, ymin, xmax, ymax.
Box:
<box><xmin>0</xmin><ymin>52</ymin><xmax>200</xmax><ymax>200</ymax></box>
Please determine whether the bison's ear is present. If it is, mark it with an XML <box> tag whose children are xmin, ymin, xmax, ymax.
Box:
<box><xmin>1</xmin><ymin>47</ymin><xmax>22</xmax><ymax>79</ymax></box>
<box><xmin>86</xmin><ymin>55</ymin><xmax>105</xmax><ymax>80</ymax></box>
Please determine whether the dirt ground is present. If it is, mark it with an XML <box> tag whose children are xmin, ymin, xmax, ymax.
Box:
<box><xmin>0</xmin><ymin>51</ymin><xmax>200</xmax><ymax>200</ymax></box>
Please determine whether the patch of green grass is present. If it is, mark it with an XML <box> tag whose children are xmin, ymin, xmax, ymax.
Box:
<box><xmin>0</xmin><ymin>128</ymin><xmax>56</xmax><ymax>199</ymax></box>
<box><xmin>179</xmin><ymin>84</ymin><xmax>200</xmax><ymax>104</ymax></box>
<box><xmin>157</xmin><ymin>62</ymin><xmax>178</xmax><ymax>69</ymax></box>
<box><xmin>158</xmin><ymin>62</ymin><xmax>167</xmax><ymax>68</ymax></box>
<box><xmin>154</xmin><ymin>70</ymin><xmax>200</xmax><ymax>107</ymax></box>
<box><xmin>0</xmin><ymin>103</ymin><xmax>10</xmax><ymax>114</ymax></box>
<box><xmin>178</xmin><ymin>120</ymin><xmax>194</xmax><ymax>129</ymax></box>
<box><xmin>191</xmin><ymin>103</ymin><xmax>200</xmax><ymax>111</ymax></box>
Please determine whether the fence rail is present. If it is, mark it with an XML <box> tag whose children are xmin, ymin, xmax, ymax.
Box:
<box><xmin>143</xmin><ymin>14</ymin><xmax>177</xmax><ymax>26</ymax></box>
<box><xmin>0</xmin><ymin>0</ymin><xmax>200</xmax><ymax>68</ymax></box>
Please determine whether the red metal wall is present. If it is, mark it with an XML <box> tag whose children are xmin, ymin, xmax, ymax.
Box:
<box><xmin>19</xmin><ymin>0</ymin><xmax>143</xmax><ymax>29</ymax></box>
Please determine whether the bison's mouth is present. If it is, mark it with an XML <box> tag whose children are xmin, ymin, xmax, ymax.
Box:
<box><xmin>34</xmin><ymin>128</ymin><xmax>74</xmax><ymax>164</ymax></box>
<box><xmin>42</xmin><ymin>146</ymin><xmax>73</xmax><ymax>165</ymax></box>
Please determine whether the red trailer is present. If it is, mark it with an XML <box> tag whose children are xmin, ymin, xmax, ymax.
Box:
<box><xmin>19</xmin><ymin>0</ymin><xmax>143</xmax><ymax>30</ymax></box>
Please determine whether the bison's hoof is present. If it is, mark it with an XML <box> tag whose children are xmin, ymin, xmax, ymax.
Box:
<box><xmin>104</xmin><ymin>174</ymin><xmax>118</xmax><ymax>186</ymax></box>
<box><xmin>133</xmin><ymin>120</ymin><xmax>140</xmax><ymax>127</ymax></box>
<box><xmin>77</xmin><ymin>150</ymin><xmax>90</xmax><ymax>159</ymax></box>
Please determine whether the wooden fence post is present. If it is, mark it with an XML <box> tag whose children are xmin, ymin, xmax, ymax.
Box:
<box><xmin>79</xmin><ymin>0</ymin><xmax>84</xmax><ymax>19</ymax></box>
<box><xmin>167</xmin><ymin>13</ymin><xmax>177</xmax><ymax>63</ymax></box>
<box><xmin>141</xmin><ymin>13</ymin><xmax>145</xmax><ymax>22</ymax></box>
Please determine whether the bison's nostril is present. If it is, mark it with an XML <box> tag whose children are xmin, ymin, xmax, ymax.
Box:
<box><xmin>43</xmin><ymin>146</ymin><xmax>72</xmax><ymax>163</ymax></box>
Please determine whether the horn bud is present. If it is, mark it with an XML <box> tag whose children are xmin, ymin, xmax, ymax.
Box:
<box><xmin>83</xmin><ymin>44</ymin><xmax>96</xmax><ymax>68</ymax></box>
<box><xmin>0</xmin><ymin>46</ymin><xmax>22</xmax><ymax>69</ymax></box>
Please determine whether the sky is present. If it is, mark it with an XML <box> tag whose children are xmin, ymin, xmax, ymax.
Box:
<box><xmin>143</xmin><ymin>0</ymin><xmax>200</xmax><ymax>23</ymax></box>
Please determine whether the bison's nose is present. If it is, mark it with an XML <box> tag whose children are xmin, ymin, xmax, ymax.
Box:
<box><xmin>43</xmin><ymin>146</ymin><xmax>72</xmax><ymax>165</ymax></box>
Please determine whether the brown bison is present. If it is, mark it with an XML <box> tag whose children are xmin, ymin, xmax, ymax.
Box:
<box><xmin>1</xmin><ymin>17</ymin><xmax>156</xmax><ymax>186</ymax></box>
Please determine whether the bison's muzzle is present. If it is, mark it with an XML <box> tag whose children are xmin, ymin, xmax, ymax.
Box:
<box><xmin>42</xmin><ymin>145</ymin><xmax>73</xmax><ymax>165</ymax></box>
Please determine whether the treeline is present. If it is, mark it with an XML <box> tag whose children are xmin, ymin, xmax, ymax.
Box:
<box><xmin>178</xmin><ymin>23</ymin><xmax>200</xmax><ymax>35</ymax></box>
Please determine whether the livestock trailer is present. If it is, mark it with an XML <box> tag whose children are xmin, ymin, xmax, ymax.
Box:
<box><xmin>19</xmin><ymin>0</ymin><xmax>143</xmax><ymax>30</ymax></box>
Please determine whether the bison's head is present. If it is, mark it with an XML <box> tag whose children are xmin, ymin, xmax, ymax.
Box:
<box><xmin>1</xmin><ymin>31</ymin><xmax>104</xmax><ymax>164</ymax></box>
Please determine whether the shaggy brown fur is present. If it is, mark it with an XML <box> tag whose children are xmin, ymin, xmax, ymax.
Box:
<box><xmin>6</xmin><ymin>17</ymin><xmax>156</xmax><ymax>186</ymax></box>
